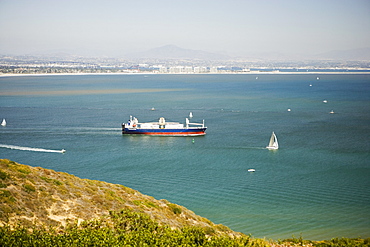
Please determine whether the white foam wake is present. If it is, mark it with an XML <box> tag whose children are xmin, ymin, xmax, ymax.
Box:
<box><xmin>0</xmin><ymin>144</ymin><xmax>65</xmax><ymax>153</ymax></box>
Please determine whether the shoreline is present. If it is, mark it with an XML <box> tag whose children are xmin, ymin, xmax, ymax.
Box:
<box><xmin>1</xmin><ymin>71</ymin><xmax>370</xmax><ymax>77</ymax></box>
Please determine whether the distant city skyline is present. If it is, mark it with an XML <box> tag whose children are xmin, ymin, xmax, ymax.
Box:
<box><xmin>0</xmin><ymin>0</ymin><xmax>369</xmax><ymax>58</ymax></box>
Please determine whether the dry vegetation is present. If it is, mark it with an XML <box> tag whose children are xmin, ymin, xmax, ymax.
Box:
<box><xmin>1</xmin><ymin>159</ymin><xmax>369</xmax><ymax>247</ymax></box>
<box><xmin>0</xmin><ymin>159</ymin><xmax>237</xmax><ymax>236</ymax></box>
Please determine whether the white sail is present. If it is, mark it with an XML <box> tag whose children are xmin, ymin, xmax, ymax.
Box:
<box><xmin>266</xmin><ymin>132</ymin><xmax>278</xmax><ymax>150</ymax></box>
<box><xmin>1</xmin><ymin>119</ymin><xmax>6</xmax><ymax>127</ymax></box>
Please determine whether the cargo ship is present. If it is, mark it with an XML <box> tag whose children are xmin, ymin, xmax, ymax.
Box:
<box><xmin>122</xmin><ymin>116</ymin><xmax>207</xmax><ymax>136</ymax></box>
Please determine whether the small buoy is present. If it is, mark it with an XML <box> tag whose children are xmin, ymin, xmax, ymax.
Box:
<box><xmin>151</xmin><ymin>107</ymin><xmax>155</xmax><ymax>111</ymax></box>
<box><xmin>323</xmin><ymin>100</ymin><xmax>328</xmax><ymax>103</ymax></box>
<box><xmin>192</xmin><ymin>139</ymin><xmax>195</xmax><ymax>144</ymax></box>
<box><xmin>317</xmin><ymin>77</ymin><xmax>320</xmax><ymax>80</ymax></box>
<box><xmin>287</xmin><ymin>108</ymin><xmax>291</xmax><ymax>112</ymax></box>
<box><xmin>309</xmin><ymin>84</ymin><xmax>312</xmax><ymax>87</ymax></box>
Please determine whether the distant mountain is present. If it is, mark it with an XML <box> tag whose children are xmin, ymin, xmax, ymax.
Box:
<box><xmin>315</xmin><ymin>47</ymin><xmax>370</xmax><ymax>60</ymax></box>
<box><xmin>125</xmin><ymin>45</ymin><xmax>230</xmax><ymax>60</ymax></box>
<box><xmin>234</xmin><ymin>51</ymin><xmax>307</xmax><ymax>61</ymax></box>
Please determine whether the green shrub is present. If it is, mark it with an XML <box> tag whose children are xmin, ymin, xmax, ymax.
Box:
<box><xmin>0</xmin><ymin>170</ymin><xmax>8</xmax><ymax>180</ymax></box>
<box><xmin>0</xmin><ymin>189</ymin><xmax>12</xmax><ymax>198</ymax></box>
<box><xmin>53</xmin><ymin>179</ymin><xmax>63</xmax><ymax>186</ymax></box>
<box><xmin>133</xmin><ymin>200</ymin><xmax>141</xmax><ymax>206</ymax></box>
<box><xmin>143</xmin><ymin>201</ymin><xmax>159</xmax><ymax>208</ymax></box>
<box><xmin>40</xmin><ymin>176</ymin><xmax>52</xmax><ymax>183</ymax></box>
<box><xmin>314</xmin><ymin>237</ymin><xmax>370</xmax><ymax>247</ymax></box>
<box><xmin>0</xmin><ymin>208</ymin><xmax>271</xmax><ymax>247</ymax></box>
<box><xmin>17</xmin><ymin>167</ymin><xmax>31</xmax><ymax>174</ymax></box>
<box><xmin>23</xmin><ymin>184</ymin><xmax>36</xmax><ymax>193</ymax></box>
<box><xmin>0</xmin><ymin>189</ymin><xmax>15</xmax><ymax>203</ymax></box>
<box><xmin>40</xmin><ymin>176</ymin><xmax>63</xmax><ymax>186</ymax></box>
<box><xmin>168</xmin><ymin>203</ymin><xmax>182</xmax><ymax>215</ymax></box>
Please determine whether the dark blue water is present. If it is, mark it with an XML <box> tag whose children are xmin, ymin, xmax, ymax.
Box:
<box><xmin>1</xmin><ymin>74</ymin><xmax>369</xmax><ymax>240</ymax></box>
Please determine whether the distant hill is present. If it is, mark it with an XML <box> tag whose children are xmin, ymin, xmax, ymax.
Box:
<box><xmin>126</xmin><ymin>45</ymin><xmax>370</xmax><ymax>61</ymax></box>
<box><xmin>125</xmin><ymin>45</ymin><xmax>230</xmax><ymax>60</ymax></box>
<box><xmin>315</xmin><ymin>47</ymin><xmax>370</xmax><ymax>60</ymax></box>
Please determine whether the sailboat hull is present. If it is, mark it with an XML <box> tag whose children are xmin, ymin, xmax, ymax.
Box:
<box><xmin>266</xmin><ymin>146</ymin><xmax>278</xmax><ymax>150</ymax></box>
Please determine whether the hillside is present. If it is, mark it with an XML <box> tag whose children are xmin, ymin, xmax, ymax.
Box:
<box><xmin>1</xmin><ymin>159</ymin><xmax>369</xmax><ymax>247</ymax></box>
<box><xmin>0</xmin><ymin>159</ymin><xmax>236</xmax><ymax>234</ymax></box>
<box><xmin>0</xmin><ymin>159</ymin><xmax>268</xmax><ymax>246</ymax></box>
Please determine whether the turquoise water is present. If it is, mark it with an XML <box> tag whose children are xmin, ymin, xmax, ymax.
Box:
<box><xmin>1</xmin><ymin>74</ymin><xmax>369</xmax><ymax>240</ymax></box>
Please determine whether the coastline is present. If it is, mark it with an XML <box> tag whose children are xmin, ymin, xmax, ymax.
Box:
<box><xmin>1</xmin><ymin>71</ymin><xmax>370</xmax><ymax>77</ymax></box>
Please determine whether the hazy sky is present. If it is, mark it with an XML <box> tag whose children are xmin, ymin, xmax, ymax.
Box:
<box><xmin>0</xmin><ymin>0</ymin><xmax>369</xmax><ymax>56</ymax></box>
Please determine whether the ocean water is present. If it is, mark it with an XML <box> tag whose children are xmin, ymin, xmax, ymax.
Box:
<box><xmin>0</xmin><ymin>74</ymin><xmax>369</xmax><ymax>240</ymax></box>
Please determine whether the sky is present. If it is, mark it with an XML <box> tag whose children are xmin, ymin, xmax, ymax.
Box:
<box><xmin>0</xmin><ymin>0</ymin><xmax>369</xmax><ymax>57</ymax></box>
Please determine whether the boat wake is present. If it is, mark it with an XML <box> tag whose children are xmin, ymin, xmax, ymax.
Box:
<box><xmin>63</xmin><ymin>127</ymin><xmax>121</xmax><ymax>135</ymax></box>
<box><xmin>223</xmin><ymin>146</ymin><xmax>266</xmax><ymax>150</ymax></box>
<box><xmin>0</xmin><ymin>144</ymin><xmax>65</xmax><ymax>153</ymax></box>
<box><xmin>243</xmin><ymin>147</ymin><xmax>267</xmax><ymax>150</ymax></box>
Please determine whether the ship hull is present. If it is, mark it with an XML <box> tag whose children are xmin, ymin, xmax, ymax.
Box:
<box><xmin>122</xmin><ymin>127</ymin><xmax>206</xmax><ymax>136</ymax></box>
<box><xmin>122</xmin><ymin>116</ymin><xmax>207</xmax><ymax>136</ymax></box>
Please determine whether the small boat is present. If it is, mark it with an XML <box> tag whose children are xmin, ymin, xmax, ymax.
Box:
<box><xmin>248</xmin><ymin>169</ymin><xmax>255</xmax><ymax>172</ymax></box>
<box><xmin>323</xmin><ymin>100</ymin><xmax>328</xmax><ymax>103</ymax></box>
<box><xmin>189</xmin><ymin>112</ymin><xmax>193</xmax><ymax>118</ymax></box>
<box><xmin>330</xmin><ymin>110</ymin><xmax>335</xmax><ymax>114</ymax></box>
<box><xmin>266</xmin><ymin>131</ymin><xmax>279</xmax><ymax>150</ymax></box>
<box><xmin>1</xmin><ymin>119</ymin><xmax>6</xmax><ymax>127</ymax></box>
<box><xmin>122</xmin><ymin>116</ymin><xmax>207</xmax><ymax>136</ymax></box>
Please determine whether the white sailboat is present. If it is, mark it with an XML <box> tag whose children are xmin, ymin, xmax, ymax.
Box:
<box><xmin>266</xmin><ymin>132</ymin><xmax>279</xmax><ymax>150</ymax></box>
<box><xmin>189</xmin><ymin>112</ymin><xmax>193</xmax><ymax>118</ymax></box>
<box><xmin>1</xmin><ymin>119</ymin><xmax>6</xmax><ymax>127</ymax></box>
